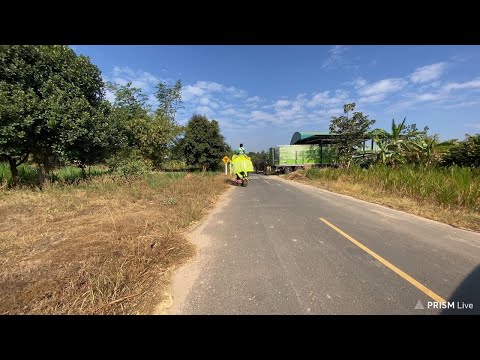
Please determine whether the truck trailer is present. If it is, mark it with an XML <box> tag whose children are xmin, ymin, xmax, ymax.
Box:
<box><xmin>268</xmin><ymin>144</ymin><xmax>335</xmax><ymax>174</ymax></box>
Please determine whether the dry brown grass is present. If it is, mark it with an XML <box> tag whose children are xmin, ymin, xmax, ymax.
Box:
<box><xmin>0</xmin><ymin>172</ymin><xmax>229</xmax><ymax>314</ymax></box>
<box><xmin>284</xmin><ymin>173</ymin><xmax>480</xmax><ymax>233</ymax></box>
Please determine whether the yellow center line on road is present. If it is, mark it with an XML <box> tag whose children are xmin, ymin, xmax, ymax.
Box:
<box><xmin>319</xmin><ymin>217</ymin><xmax>446</xmax><ymax>303</ymax></box>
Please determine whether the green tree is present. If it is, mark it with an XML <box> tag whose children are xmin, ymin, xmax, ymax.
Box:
<box><xmin>442</xmin><ymin>133</ymin><xmax>480</xmax><ymax>167</ymax></box>
<box><xmin>128</xmin><ymin>115</ymin><xmax>183</xmax><ymax>168</ymax></box>
<box><xmin>106</xmin><ymin>81</ymin><xmax>149</xmax><ymax>149</ymax></box>
<box><xmin>329</xmin><ymin>103</ymin><xmax>376</xmax><ymax>167</ymax></box>
<box><xmin>182</xmin><ymin>114</ymin><xmax>228</xmax><ymax>172</ymax></box>
<box><xmin>107</xmin><ymin>81</ymin><xmax>183</xmax><ymax>168</ymax></box>
<box><xmin>0</xmin><ymin>45</ymin><xmax>110</xmax><ymax>186</ymax></box>
<box><xmin>155</xmin><ymin>80</ymin><xmax>183</xmax><ymax>120</ymax></box>
<box><xmin>0</xmin><ymin>82</ymin><xmax>36</xmax><ymax>183</ymax></box>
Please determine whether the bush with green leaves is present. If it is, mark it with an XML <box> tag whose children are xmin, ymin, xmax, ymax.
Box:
<box><xmin>106</xmin><ymin>151</ymin><xmax>153</xmax><ymax>178</ymax></box>
<box><xmin>442</xmin><ymin>134</ymin><xmax>480</xmax><ymax>168</ymax></box>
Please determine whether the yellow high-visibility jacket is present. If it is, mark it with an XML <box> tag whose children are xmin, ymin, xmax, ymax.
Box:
<box><xmin>231</xmin><ymin>154</ymin><xmax>254</xmax><ymax>177</ymax></box>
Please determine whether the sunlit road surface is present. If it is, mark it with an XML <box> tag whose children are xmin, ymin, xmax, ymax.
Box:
<box><xmin>172</xmin><ymin>173</ymin><xmax>480</xmax><ymax>315</ymax></box>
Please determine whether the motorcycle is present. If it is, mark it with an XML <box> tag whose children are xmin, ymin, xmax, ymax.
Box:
<box><xmin>235</xmin><ymin>172</ymin><xmax>249</xmax><ymax>187</ymax></box>
<box><xmin>231</xmin><ymin>154</ymin><xmax>253</xmax><ymax>187</ymax></box>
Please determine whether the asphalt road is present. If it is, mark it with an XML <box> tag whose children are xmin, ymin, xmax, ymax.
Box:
<box><xmin>170</xmin><ymin>173</ymin><xmax>480</xmax><ymax>315</ymax></box>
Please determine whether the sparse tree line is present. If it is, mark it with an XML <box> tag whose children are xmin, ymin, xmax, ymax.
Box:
<box><xmin>328</xmin><ymin>103</ymin><xmax>480</xmax><ymax>169</ymax></box>
<box><xmin>0</xmin><ymin>45</ymin><xmax>230</xmax><ymax>187</ymax></box>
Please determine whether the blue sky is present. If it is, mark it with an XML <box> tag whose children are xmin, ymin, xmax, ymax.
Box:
<box><xmin>72</xmin><ymin>45</ymin><xmax>480</xmax><ymax>152</ymax></box>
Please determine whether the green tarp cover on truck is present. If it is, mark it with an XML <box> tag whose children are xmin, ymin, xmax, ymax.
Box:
<box><xmin>270</xmin><ymin>144</ymin><xmax>335</xmax><ymax>166</ymax></box>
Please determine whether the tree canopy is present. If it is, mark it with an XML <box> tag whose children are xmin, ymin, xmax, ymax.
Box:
<box><xmin>0</xmin><ymin>45</ymin><xmax>110</xmax><ymax>183</ymax></box>
<box><xmin>182</xmin><ymin>114</ymin><xmax>229</xmax><ymax>171</ymax></box>
<box><xmin>329</xmin><ymin>103</ymin><xmax>376</xmax><ymax>166</ymax></box>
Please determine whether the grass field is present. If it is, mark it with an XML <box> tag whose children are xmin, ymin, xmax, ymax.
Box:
<box><xmin>0</xmin><ymin>163</ymin><xmax>108</xmax><ymax>188</ymax></box>
<box><xmin>286</xmin><ymin>164</ymin><xmax>480</xmax><ymax>232</ymax></box>
<box><xmin>0</xmin><ymin>170</ymin><xmax>228</xmax><ymax>314</ymax></box>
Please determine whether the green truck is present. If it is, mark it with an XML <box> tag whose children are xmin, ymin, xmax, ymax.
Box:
<box><xmin>269</xmin><ymin>140</ymin><xmax>379</xmax><ymax>174</ymax></box>
<box><xmin>269</xmin><ymin>144</ymin><xmax>336</xmax><ymax>174</ymax></box>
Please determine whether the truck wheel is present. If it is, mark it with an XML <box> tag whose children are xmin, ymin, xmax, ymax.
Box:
<box><xmin>284</xmin><ymin>167</ymin><xmax>292</xmax><ymax>174</ymax></box>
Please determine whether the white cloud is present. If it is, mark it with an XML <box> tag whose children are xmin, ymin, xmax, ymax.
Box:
<box><xmin>359</xmin><ymin>78</ymin><xmax>407</xmax><ymax>97</ymax></box>
<box><xmin>443</xmin><ymin>77</ymin><xmax>480</xmax><ymax>91</ymax></box>
<box><xmin>181</xmin><ymin>80</ymin><xmax>248</xmax><ymax>102</ymax></box>
<box><xmin>443</xmin><ymin>101</ymin><xmax>478</xmax><ymax>109</ymax></box>
<box><xmin>182</xmin><ymin>85</ymin><xmax>206</xmax><ymax>101</ymax></box>
<box><xmin>322</xmin><ymin>45</ymin><xmax>348</xmax><ymax>69</ymax></box>
<box><xmin>307</xmin><ymin>90</ymin><xmax>349</xmax><ymax>108</ymax></box>
<box><xmin>246</xmin><ymin>96</ymin><xmax>262</xmax><ymax>103</ymax></box>
<box><xmin>410</xmin><ymin>62</ymin><xmax>446</xmax><ymax>84</ymax></box>
<box><xmin>219</xmin><ymin>108</ymin><xmax>238</xmax><ymax>116</ymax></box>
<box><xmin>387</xmin><ymin>75</ymin><xmax>480</xmax><ymax>111</ymax></box>
<box><xmin>216</xmin><ymin>118</ymin><xmax>246</xmax><ymax>131</ymax></box>
<box><xmin>199</xmin><ymin>97</ymin><xmax>219</xmax><ymax>109</ymax></box>
<box><xmin>274</xmin><ymin>99</ymin><xmax>290</xmax><ymax>107</ymax></box>
<box><xmin>226</xmin><ymin>86</ymin><xmax>248</xmax><ymax>98</ymax></box>
<box><xmin>417</xmin><ymin>80</ymin><xmax>442</xmax><ymax>93</ymax></box>
<box><xmin>195</xmin><ymin>106</ymin><xmax>214</xmax><ymax>116</ymax></box>
<box><xmin>111</xmin><ymin>66</ymin><xmax>160</xmax><ymax>91</ymax></box>
<box><xmin>327</xmin><ymin>108</ymin><xmax>343</xmax><ymax>116</ymax></box>
<box><xmin>196</xmin><ymin>81</ymin><xmax>224</xmax><ymax>92</ymax></box>
<box><xmin>355</xmin><ymin>78</ymin><xmax>407</xmax><ymax>104</ymax></box>
<box><xmin>358</xmin><ymin>94</ymin><xmax>386</xmax><ymax>104</ymax></box>
<box><xmin>386</xmin><ymin>90</ymin><xmax>448</xmax><ymax>112</ymax></box>
<box><xmin>250</xmin><ymin>110</ymin><xmax>276</xmax><ymax>123</ymax></box>
<box><xmin>415</xmin><ymin>92</ymin><xmax>444</xmax><ymax>101</ymax></box>
<box><xmin>386</xmin><ymin>99</ymin><xmax>417</xmax><ymax>112</ymax></box>
<box><xmin>465</xmin><ymin>122</ymin><xmax>480</xmax><ymax>130</ymax></box>
<box><xmin>351</xmin><ymin>78</ymin><xmax>367</xmax><ymax>89</ymax></box>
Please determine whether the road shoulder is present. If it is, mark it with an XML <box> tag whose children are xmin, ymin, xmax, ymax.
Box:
<box><xmin>153</xmin><ymin>184</ymin><xmax>235</xmax><ymax>314</ymax></box>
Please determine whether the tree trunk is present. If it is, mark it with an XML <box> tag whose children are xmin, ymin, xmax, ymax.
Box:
<box><xmin>7</xmin><ymin>157</ymin><xmax>19</xmax><ymax>186</ymax></box>
<box><xmin>37</xmin><ymin>165</ymin><xmax>45</xmax><ymax>190</ymax></box>
<box><xmin>44</xmin><ymin>161</ymin><xmax>52</xmax><ymax>183</ymax></box>
<box><xmin>201</xmin><ymin>164</ymin><xmax>207</xmax><ymax>172</ymax></box>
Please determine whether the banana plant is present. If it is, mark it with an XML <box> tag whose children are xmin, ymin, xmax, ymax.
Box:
<box><xmin>409</xmin><ymin>135</ymin><xmax>439</xmax><ymax>166</ymax></box>
<box><xmin>374</xmin><ymin>118</ymin><xmax>408</xmax><ymax>167</ymax></box>
<box><xmin>370</xmin><ymin>128</ymin><xmax>389</xmax><ymax>164</ymax></box>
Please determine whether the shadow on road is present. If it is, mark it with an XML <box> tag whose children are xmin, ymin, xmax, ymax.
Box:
<box><xmin>442</xmin><ymin>265</ymin><xmax>480</xmax><ymax>315</ymax></box>
<box><xmin>225</xmin><ymin>178</ymin><xmax>247</xmax><ymax>187</ymax></box>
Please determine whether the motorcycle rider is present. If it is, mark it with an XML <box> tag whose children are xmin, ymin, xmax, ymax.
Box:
<box><xmin>237</xmin><ymin>143</ymin><xmax>247</xmax><ymax>155</ymax></box>
<box><xmin>233</xmin><ymin>144</ymin><xmax>248</xmax><ymax>182</ymax></box>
